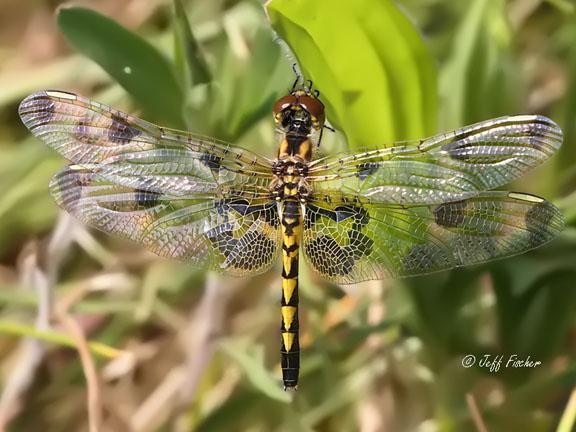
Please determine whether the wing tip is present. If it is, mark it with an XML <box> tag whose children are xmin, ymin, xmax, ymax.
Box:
<box><xmin>534</xmin><ymin>114</ymin><xmax>563</xmax><ymax>138</ymax></box>
<box><xmin>520</xmin><ymin>114</ymin><xmax>564</xmax><ymax>150</ymax></box>
<box><xmin>18</xmin><ymin>91</ymin><xmax>54</xmax><ymax>130</ymax></box>
<box><xmin>18</xmin><ymin>91</ymin><xmax>43</xmax><ymax>126</ymax></box>
<box><xmin>491</xmin><ymin>114</ymin><xmax>562</xmax><ymax>157</ymax></box>
<box><xmin>19</xmin><ymin>90</ymin><xmax>80</xmax><ymax>130</ymax></box>
<box><xmin>508</xmin><ymin>191</ymin><xmax>566</xmax><ymax>239</ymax></box>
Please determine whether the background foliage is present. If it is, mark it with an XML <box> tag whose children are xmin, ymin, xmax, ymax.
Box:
<box><xmin>0</xmin><ymin>0</ymin><xmax>575</xmax><ymax>431</ymax></box>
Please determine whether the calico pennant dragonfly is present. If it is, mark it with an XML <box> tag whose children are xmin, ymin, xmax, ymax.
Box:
<box><xmin>19</xmin><ymin>88</ymin><xmax>564</xmax><ymax>390</ymax></box>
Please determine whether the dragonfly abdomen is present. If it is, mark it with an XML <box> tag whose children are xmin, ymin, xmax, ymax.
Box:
<box><xmin>280</xmin><ymin>199</ymin><xmax>302</xmax><ymax>390</ymax></box>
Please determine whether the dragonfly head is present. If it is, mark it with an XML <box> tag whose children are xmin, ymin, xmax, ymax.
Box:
<box><xmin>273</xmin><ymin>90</ymin><xmax>325</xmax><ymax>135</ymax></box>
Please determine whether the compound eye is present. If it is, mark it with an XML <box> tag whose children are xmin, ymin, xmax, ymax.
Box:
<box><xmin>298</xmin><ymin>95</ymin><xmax>325</xmax><ymax>127</ymax></box>
<box><xmin>272</xmin><ymin>95</ymin><xmax>298</xmax><ymax>115</ymax></box>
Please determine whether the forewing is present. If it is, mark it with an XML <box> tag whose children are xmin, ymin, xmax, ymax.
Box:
<box><xmin>308</xmin><ymin>115</ymin><xmax>562</xmax><ymax>204</ymax></box>
<box><xmin>302</xmin><ymin>192</ymin><xmax>564</xmax><ymax>283</ymax></box>
<box><xmin>51</xmin><ymin>166</ymin><xmax>281</xmax><ymax>276</ymax></box>
<box><xmin>21</xmin><ymin>90</ymin><xmax>280</xmax><ymax>275</ymax></box>
<box><xmin>18</xmin><ymin>90</ymin><xmax>274</xmax><ymax>191</ymax></box>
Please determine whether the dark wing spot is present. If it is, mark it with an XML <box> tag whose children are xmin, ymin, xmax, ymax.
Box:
<box><xmin>334</xmin><ymin>205</ymin><xmax>370</xmax><ymax>227</ymax></box>
<box><xmin>200</xmin><ymin>153</ymin><xmax>222</xmax><ymax>170</ymax></box>
<box><xmin>258</xmin><ymin>202</ymin><xmax>280</xmax><ymax>228</ymax></box>
<box><xmin>357</xmin><ymin>162</ymin><xmax>379</xmax><ymax>181</ymax></box>
<box><xmin>404</xmin><ymin>244</ymin><xmax>436</xmax><ymax>273</ymax></box>
<box><xmin>209</xmin><ymin>230</ymin><xmax>276</xmax><ymax>271</ymax></box>
<box><xmin>305</xmin><ymin>204</ymin><xmax>373</xmax><ymax>277</ymax></box>
<box><xmin>478</xmin><ymin>238</ymin><xmax>498</xmax><ymax>260</ymax></box>
<box><xmin>23</xmin><ymin>95</ymin><xmax>56</xmax><ymax>123</ymax></box>
<box><xmin>50</xmin><ymin>168</ymin><xmax>88</xmax><ymax>208</ymax></box>
<box><xmin>215</xmin><ymin>199</ymin><xmax>246</xmax><ymax>217</ymax></box>
<box><xmin>334</xmin><ymin>206</ymin><xmax>357</xmax><ymax>222</ymax></box>
<box><xmin>304</xmin><ymin>204</ymin><xmax>337</xmax><ymax>230</ymax></box>
<box><xmin>525</xmin><ymin>201</ymin><xmax>558</xmax><ymax>246</ymax></box>
<box><xmin>354</xmin><ymin>207</ymin><xmax>370</xmax><ymax>227</ymax></box>
<box><xmin>403</xmin><ymin>244</ymin><xmax>450</xmax><ymax>273</ymax></box>
<box><xmin>347</xmin><ymin>230</ymin><xmax>373</xmax><ymax>259</ymax></box>
<box><xmin>109</xmin><ymin>114</ymin><xmax>141</xmax><ymax>144</ymax></box>
<box><xmin>75</xmin><ymin>118</ymin><xmax>91</xmax><ymax>144</ymax></box>
<box><xmin>215</xmin><ymin>200</ymin><xmax>279</xmax><ymax>228</ymax></box>
<box><xmin>434</xmin><ymin>200</ymin><xmax>468</xmax><ymax>228</ymax></box>
<box><xmin>304</xmin><ymin>206</ymin><xmax>318</xmax><ymax>230</ymax></box>
<box><xmin>228</xmin><ymin>199</ymin><xmax>249</xmax><ymax>216</ymax></box>
<box><xmin>308</xmin><ymin>205</ymin><xmax>369</xmax><ymax>226</ymax></box>
<box><xmin>305</xmin><ymin>235</ymin><xmax>355</xmax><ymax>277</ymax></box>
<box><xmin>441</xmin><ymin>141</ymin><xmax>474</xmax><ymax>161</ymax></box>
<box><xmin>135</xmin><ymin>189</ymin><xmax>161</xmax><ymax>209</ymax></box>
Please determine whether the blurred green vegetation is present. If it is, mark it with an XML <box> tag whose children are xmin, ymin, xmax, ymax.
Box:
<box><xmin>0</xmin><ymin>0</ymin><xmax>575</xmax><ymax>431</ymax></box>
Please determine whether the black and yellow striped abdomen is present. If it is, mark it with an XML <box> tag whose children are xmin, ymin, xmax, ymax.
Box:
<box><xmin>280</xmin><ymin>199</ymin><xmax>302</xmax><ymax>389</ymax></box>
<box><xmin>276</xmin><ymin>132</ymin><xmax>313</xmax><ymax>389</ymax></box>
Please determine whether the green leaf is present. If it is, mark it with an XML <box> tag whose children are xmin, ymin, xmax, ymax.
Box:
<box><xmin>559</xmin><ymin>22</ymin><xmax>576</xmax><ymax>178</ymax></box>
<box><xmin>196</xmin><ymin>390</ymin><xmax>265</xmax><ymax>432</ymax></box>
<box><xmin>440</xmin><ymin>0</ymin><xmax>520</xmax><ymax>129</ymax></box>
<box><xmin>405</xmin><ymin>268</ymin><xmax>484</xmax><ymax>359</ymax></box>
<box><xmin>210</xmin><ymin>26</ymin><xmax>292</xmax><ymax>142</ymax></box>
<box><xmin>0</xmin><ymin>320</ymin><xmax>121</xmax><ymax>359</ymax></box>
<box><xmin>220</xmin><ymin>340</ymin><xmax>291</xmax><ymax>402</ymax></box>
<box><xmin>547</xmin><ymin>0</ymin><xmax>575</xmax><ymax>15</ymax></box>
<box><xmin>267</xmin><ymin>0</ymin><xmax>438</xmax><ymax>147</ymax></box>
<box><xmin>57</xmin><ymin>6</ymin><xmax>185</xmax><ymax>127</ymax></box>
<box><xmin>172</xmin><ymin>0</ymin><xmax>211</xmax><ymax>87</ymax></box>
<box><xmin>493</xmin><ymin>266</ymin><xmax>576</xmax><ymax>359</ymax></box>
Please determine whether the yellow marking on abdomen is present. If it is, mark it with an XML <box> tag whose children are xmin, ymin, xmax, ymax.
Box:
<box><xmin>284</xmin><ymin>235</ymin><xmax>297</xmax><ymax>247</ymax></box>
<box><xmin>282</xmin><ymin>332</ymin><xmax>295</xmax><ymax>352</ymax></box>
<box><xmin>281</xmin><ymin>306</ymin><xmax>297</xmax><ymax>330</ymax></box>
<box><xmin>282</xmin><ymin>277</ymin><xmax>297</xmax><ymax>304</ymax></box>
<box><xmin>283</xmin><ymin>254</ymin><xmax>293</xmax><ymax>275</ymax></box>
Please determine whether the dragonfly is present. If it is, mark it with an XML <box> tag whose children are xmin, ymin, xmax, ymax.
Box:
<box><xmin>19</xmin><ymin>87</ymin><xmax>564</xmax><ymax>390</ymax></box>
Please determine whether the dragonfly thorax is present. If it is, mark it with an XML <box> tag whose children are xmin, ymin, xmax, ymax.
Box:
<box><xmin>271</xmin><ymin>156</ymin><xmax>311</xmax><ymax>201</ymax></box>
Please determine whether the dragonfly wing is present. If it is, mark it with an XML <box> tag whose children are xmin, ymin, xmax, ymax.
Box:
<box><xmin>308</xmin><ymin>115</ymin><xmax>562</xmax><ymax>204</ymax></box>
<box><xmin>19</xmin><ymin>90</ymin><xmax>273</xmax><ymax>179</ymax></box>
<box><xmin>51</xmin><ymin>166</ymin><xmax>281</xmax><ymax>276</ymax></box>
<box><xmin>302</xmin><ymin>192</ymin><xmax>564</xmax><ymax>283</ymax></box>
<box><xmin>21</xmin><ymin>90</ymin><xmax>280</xmax><ymax>275</ymax></box>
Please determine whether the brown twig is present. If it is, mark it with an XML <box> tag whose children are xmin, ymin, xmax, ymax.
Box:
<box><xmin>54</xmin><ymin>284</ymin><xmax>104</xmax><ymax>432</ymax></box>
<box><xmin>179</xmin><ymin>273</ymin><xmax>242</xmax><ymax>403</ymax></box>
<box><xmin>466</xmin><ymin>392</ymin><xmax>489</xmax><ymax>432</ymax></box>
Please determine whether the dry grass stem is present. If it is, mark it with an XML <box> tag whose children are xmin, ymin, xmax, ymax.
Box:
<box><xmin>466</xmin><ymin>392</ymin><xmax>489</xmax><ymax>432</ymax></box>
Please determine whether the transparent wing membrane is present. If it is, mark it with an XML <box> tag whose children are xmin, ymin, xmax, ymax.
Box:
<box><xmin>19</xmin><ymin>91</ymin><xmax>274</xmax><ymax>175</ymax></box>
<box><xmin>20</xmin><ymin>90</ymin><xmax>564</xmax><ymax>282</ymax></box>
<box><xmin>303</xmin><ymin>192</ymin><xmax>564</xmax><ymax>283</ymax></box>
<box><xmin>308</xmin><ymin>115</ymin><xmax>562</xmax><ymax>204</ymax></box>
<box><xmin>50</xmin><ymin>166</ymin><xmax>281</xmax><ymax>276</ymax></box>
<box><xmin>21</xmin><ymin>90</ymin><xmax>279</xmax><ymax>276</ymax></box>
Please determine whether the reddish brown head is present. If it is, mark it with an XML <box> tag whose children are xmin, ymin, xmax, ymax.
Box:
<box><xmin>273</xmin><ymin>90</ymin><xmax>325</xmax><ymax>135</ymax></box>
